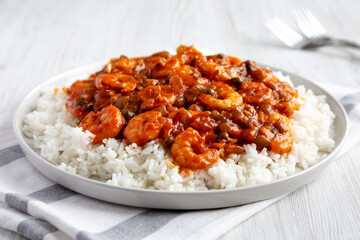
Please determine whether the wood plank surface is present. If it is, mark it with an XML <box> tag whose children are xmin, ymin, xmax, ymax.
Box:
<box><xmin>0</xmin><ymin>0</ymin><xmax>359</xmax><ymax>239</ymax></box>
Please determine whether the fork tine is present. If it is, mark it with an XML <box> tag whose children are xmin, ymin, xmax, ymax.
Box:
<box><xmin>266</xmin><ymin>19</ymin><xmax>296</xmax><ymax>47</ymax></box>
<box><xmin>292</xmin><ymin>8</ymin><xmax>328</xmax><ymax>39</ymax></box>
<box><xmin>292</xmin><ymin>9</ymin><xmax>313</xmax><ymax>38</ymax></box>
<box><xmin>303</xmin><ymin>9</ymin><xmax>328</xmax><ymax>37</ymax></box>
<box><xmin>266</xmin><ymin>19</ymin><xmax>302</xmax><ymax>47</ymax></box>
<box><xmin>266</xmin><ymin>17</ymin><xmax>304</xmax><ymax>48</ymax></box>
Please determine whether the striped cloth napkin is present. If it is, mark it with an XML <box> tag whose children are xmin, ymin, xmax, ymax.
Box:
<box><xmin>1</xmin><ymin>82</ymin><xmax>359</xmax><ymax>240</ymax></box>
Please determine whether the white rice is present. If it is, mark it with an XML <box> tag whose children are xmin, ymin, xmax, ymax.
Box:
<box><xmin>23</xmin><ymin>72</ymin><xmax>335</xmax><ymax>191</ymax></box>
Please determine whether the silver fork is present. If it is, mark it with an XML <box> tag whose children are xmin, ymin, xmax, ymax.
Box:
<box><xmin>266</xmin><ymin>10</ymin><xmax>360</xmax><ymax>49</ymax></box>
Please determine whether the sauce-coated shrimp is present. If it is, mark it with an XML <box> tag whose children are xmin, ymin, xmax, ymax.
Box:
<box><xmin>95</xmin><ymin>73</ymin><xmax>138</xmax><ymax>92</ymax></box>
<box><xmin>199</xmin><ymin>82</ymin><xmax>243</xmax><ymax>110</ymax></box>
<box><xmin>176</xmin><ymin>45</ymin><xmax>205</xmax><ymax>65</ymax></box>
<box><xmin>190</xmin><ymin>111</ymin><xmax>218</xmax><ymax>133</ymax></box>
<box><xmin>150</xmin><ymin>56</ymin><xmax>182</xmax><ymax>78</ymax></box>
<box><xmin>275</xmin><ymin>97</ymin><xmax>301</xmax><ymax>117</ymax></box>
<box><xmin>243</xmin><ymin>60</ymin><xmax>272</xmax><ymax>82</ymax></box>
<box><xmin>66</xmin><ymin>80</ymin><xmax>97</xmax><ymax>118</ymax></box>
<box><xmin>169</xmin><ymin>108</ymin><xmax>201</xmax><ymax>124</ymax></box>
<box><xmin>68</xmin><ymin>80</ymin><xmax>96</xmax><ymax>94</ymax></box>
<box><xmin>206</xmin><ymin>54</ymin><xmax>242</xmax><ymax>66</ymax></box>
<box><xmin>266</xmin><ymin>112</ymin><xmax>293</xmax><ymax>154</ymax></box>
<box><xmin>171</xmin><ymin>127</ymin><xmax>220</xmax><ymax>170</ymax></box>
<box><xmin>196</xmin><ymin>58</ymin><xmax>241</xmax><ymax>82</ymax></box>
<box><xmin>123</xmin><ymin>111</ymin><xmax>166</xmax><ymax>146</ymax></box>
<box><xmin>264</xmin><ymin>76</ymin><xmax>300</xmax><ymax>116</ymax></box>
<box><xmin>240</xmin><ymin>82</ymin><xmax>275</xmax><ymax>105</ymax></box>
<box><xmin>264</xmin><ymin>76</ymin><xmax>298</xmax><ymax>102</ymax></box>
<box><xmin>161</xmin><ymin>108</ymin><xmax>202</xmax><ymax>138</ymax></box>
<box><xmin>107</xmin><ymin>55</ymin><xmax>144</xmax><ymax>75</ymax></box>
<box><xmin>79</xmin><ymin>105</ymin><xmax>125</xmax><ymax>144</ymax></box>
<box><xmin>169</xmin><ymin>65</ymin><xmax>208</xmax><ymax>86</ymax></box>
<box><xmin>66</xmin><ymin>92</ymin><xmax>94</xmax><ymax>118</ymax></box>
<box><xmin>139</xmin><ymin>85</ymin><xmax>187</xmax><ymax>110</ymax></box>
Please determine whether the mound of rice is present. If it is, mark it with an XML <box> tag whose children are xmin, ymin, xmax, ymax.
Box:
<box><xmin>23</xmin><ymin>72</ymin><xmax>335</xmax><ymax>191</ymax></box>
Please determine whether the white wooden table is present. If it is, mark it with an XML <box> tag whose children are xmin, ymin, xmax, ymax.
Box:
<box><xmin>1</xmin><ymin>0</ymin><xmax>360</xmax><ymax>239</ymax></box>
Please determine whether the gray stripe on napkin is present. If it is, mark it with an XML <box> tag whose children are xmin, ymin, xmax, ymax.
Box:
<box><xmin>77</xmin><ymin>210</ymin><xmax>184</xmax><ymax>240</ymax></box>
<box><xmin>0</xmin><ymin>145</ymin><xmax>24</xmax><ymax>167</ymax></box>
<box><xmin>5</xmin><ymin>185</ymin><xmax>77</xmax><ymax>214</ymax></box>
<box><xmin>5</xmin><ymin>193</ymin><xmax>31</xmax><ymax>213</ymax></box>
<box><xmin>29</xmin><ymin>184</ymin><xmax>78</xmax><ymax>203</ymax></box>
<box><xmin>340</xmin><ymin>92</ymin><xmax>360</xmax><ymax>114</ymax></box>
<box><xmin>5</xmin><ymin>187</ymin><xmax>75</xmax><ymax>240</ymax></box>
<box><xmin>17</xmin><ymin>219</ymin><xmax>58</xmax><ymax>240</ymax></box>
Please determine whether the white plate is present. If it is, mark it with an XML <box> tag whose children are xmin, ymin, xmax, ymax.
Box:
<box><xmin>13</xmin><ymin>62</ymin><xmax>348</xmax><ymax>210</ymax></box>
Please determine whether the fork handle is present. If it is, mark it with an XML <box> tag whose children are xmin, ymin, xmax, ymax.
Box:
<box><xmin>304</xmin><ymin>38</ymin><xmax>360</xmax><ymax>49</ymax></box>
<box><xmin>325</xmin><ymin>38</ymin><xmax>360</xmax><ymax>49</ymax></box>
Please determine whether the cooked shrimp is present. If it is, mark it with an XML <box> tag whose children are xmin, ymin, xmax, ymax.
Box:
<box><xmin>243</xmin><ymin>60</ymin><xmax>272</xmax><ymax>82</ymax></box>
<box><xmin>264</xmin><ymin>76</ymin><xmax>298</xmax><ymax>102</ymax></box>
<box><xmin>169</xmin><ymin>108</ymin><xmax>201</xmax><ymax>124</ymax></box>
<box><xmin>150</xmin><ymin>56</ymin><xmax>182</xmax><ymax>78</ymax></box>
<box><xmin>196</xmin><ymin>58</ymin><xmax>241</xmax><ymax>82</ymax></box>
<box><xmin>263</xmin><ymin>112</ymin><xmax>293</xmax><ymax>154</ymax></box>
<box><xmin>95</xmin><ymin>73</ymin><xmax>138</xmax><ymax>92</ymax></box>
<box><xmin>169</xmin><ymin>65</ymin><xmax>208</xmax><ymax>86</ymax></box>
<box><xmin>79</xmin><ymin>105</ymin><xmax>125</xmax><ymax>144</ymax></box>
<box><xmin>161</xmin><ymin>108</ymin><xmax>202</xmax><ymax>138</ymax></box>
<box><xmin>108</xmin><ymin>55</ymin><xmax>144</xmax><ymax>75</ymax></box>
<box><xmin>199</xmin><ymin>82</ymin><xmax>243</xmax><ymax>110</ymax></box>
<box><xmin>226</xmin><ymin>56</ymin><xmax>242</xmax><ymax>65</ymax></box>
<box><xmin>66</xmin><ymin>80</ymin><xmax>97</xmax><ymax>117</ymax></box>
<box><xmin>190</xmin><ymin>111</ymin><xmax>218</xmax><ymax>132</ymax></box>
<box><xmin>138</xmin><ymin>85</ymin><xmax>187</xmax><ymax>110</ymax></box>
<box><xmin>67</xmin><ymin>80</ymin><xmax>96</xmax><ymax>94</ymax></box>
<box><xmin>176</xmin><ymin>45</ymin><xmax>205</xmax><ymax>65</ymax></box>
<box><xmin>66</xmin><ymin>92</ymin><xmax>94</xmax><ymax>118</ymax></box>
<box><xmin>206</xmin><ymin>54</ymin><xmax>242</xmax><ymax>66</ymax></box>
<box><xmin>171</xmin><ymin>127</ymin><xmax>220</xmax><ymax>170</ymax></box>
<box><xmin>275</xmin><ymin>97</ymin><xmax>301</xmax><ymax>117</ymax></box>
<box><xmin>240</xmin><ymin>82</ymin><xmax>275</xmax><ymax>105</ymax></box>
<box><xmin>123</xmin><ymin>111</ymin><xmax>166</xmax><ymax>146</ymax></box>
<box><xmin>93</xmin><ymin>90</ymin><xmax>116</xmax><ymax>113</ymax></box>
